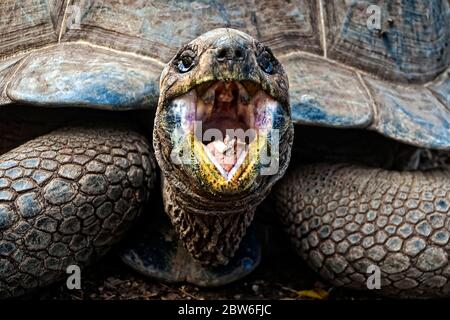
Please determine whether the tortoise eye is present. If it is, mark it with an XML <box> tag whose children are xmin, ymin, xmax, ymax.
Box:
<box><xmin>175</xmin><ymin>48</ymin><xmax>197</xmax><ymax>73</ymax></box>
<box><xmin>257</xmin><ymin>49</ymin><xmax>276</xmax><ymax>74</ymax></box>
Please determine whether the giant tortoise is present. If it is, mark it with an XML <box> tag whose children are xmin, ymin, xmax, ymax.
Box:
<box><xmin>0</xmin><ymin>0</ymin><xmax>449</xmax><ymax>298</ymax></box>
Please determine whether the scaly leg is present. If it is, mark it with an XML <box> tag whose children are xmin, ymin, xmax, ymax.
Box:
<box><xmin>275</xmin><ymin>163</ymin><xmax>450</xmax><ymax>297</ymax></box>
<box><xmin>0</xmin><ymin>125</ymin><xmax>156</xmax><ymax>298</ymax></box>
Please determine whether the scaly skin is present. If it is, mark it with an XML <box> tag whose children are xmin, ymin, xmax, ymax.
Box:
<box><xmin>0</xmin><ymin>125</ymin><xmax>155</xmax><ymax>298</ymax></box>
<box><xmin>275</xmin><ymin>163</ymin><xmax>450</xmax><ymax>297</ymax></box>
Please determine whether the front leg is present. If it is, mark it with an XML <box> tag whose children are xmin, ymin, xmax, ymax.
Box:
<box><xmin>274</xmin><ymin>163</ymin><xmax>450</xmax><ymax>298</ymax></box>
<box><xmin>0</xmin><ymin>125</ymin><xmax>156</xmax><ymax>298</ymax></box>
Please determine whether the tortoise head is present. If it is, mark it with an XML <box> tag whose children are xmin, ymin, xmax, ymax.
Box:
<box><xmin>154</xmin><ymin>28</ymin><xmax>293</xmax><ymax>198</ymax></box>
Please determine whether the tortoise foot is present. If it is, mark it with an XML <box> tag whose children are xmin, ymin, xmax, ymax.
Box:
<box><xmin>120</xmin><ymin>217</ymin><xmax>261</xmax><ymax>287</ymax></box>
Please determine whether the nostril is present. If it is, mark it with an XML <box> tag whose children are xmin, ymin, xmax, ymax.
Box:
<box><xmin>234</xmin><ymin>48</ymin><xmax>244</xmax><ymax>60</ymax></box>
<box><xmin>217</xmin><ymin>48</ymin><xmax>227</xmax><ymax>62</ymax></box>
<box><xmin>216</xmin><ymin>47</ymin><xmax>246</xmax><ymax>62</ymax></box>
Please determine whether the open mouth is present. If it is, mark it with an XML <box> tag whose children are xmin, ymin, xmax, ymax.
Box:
<box><xmin>170</xmin><ymin>80</ymin><xmax>281</xmax><ymax>183</ymax></box>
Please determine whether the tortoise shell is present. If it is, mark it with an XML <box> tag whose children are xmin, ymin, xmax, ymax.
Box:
<box><xmin>0</xmin><ymin>0</ymin><xmax>448</xmax><ymax>149</ymax></box>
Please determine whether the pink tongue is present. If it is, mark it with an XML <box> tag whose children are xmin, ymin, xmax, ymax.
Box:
<box><xmin>206</xmin><ymin>136</ymin><xmax>246</xmax><ymax>173</ymax></box>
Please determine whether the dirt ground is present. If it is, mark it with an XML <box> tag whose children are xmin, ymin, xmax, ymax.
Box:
<box><xmin>37</xmin><ymin>248</ymin><xmax>375</xmax><ymax>300</ymax></box>
<box><xmin>35</xmin><ymin>211</ymin><xmax>377</xmax><ymax>301</ymax></box>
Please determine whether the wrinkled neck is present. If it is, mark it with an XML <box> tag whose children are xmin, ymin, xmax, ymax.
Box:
<box><xmin>161</xmin><ymin>176</ymin><xmax>259</xmax><ymax>265</ymax></box>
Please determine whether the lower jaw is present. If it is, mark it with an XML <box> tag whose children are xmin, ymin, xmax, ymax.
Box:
<box><xmin>190</xmin><ymin>132</ymin><xmax>269</xmax><ymax>195</ymax></box>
